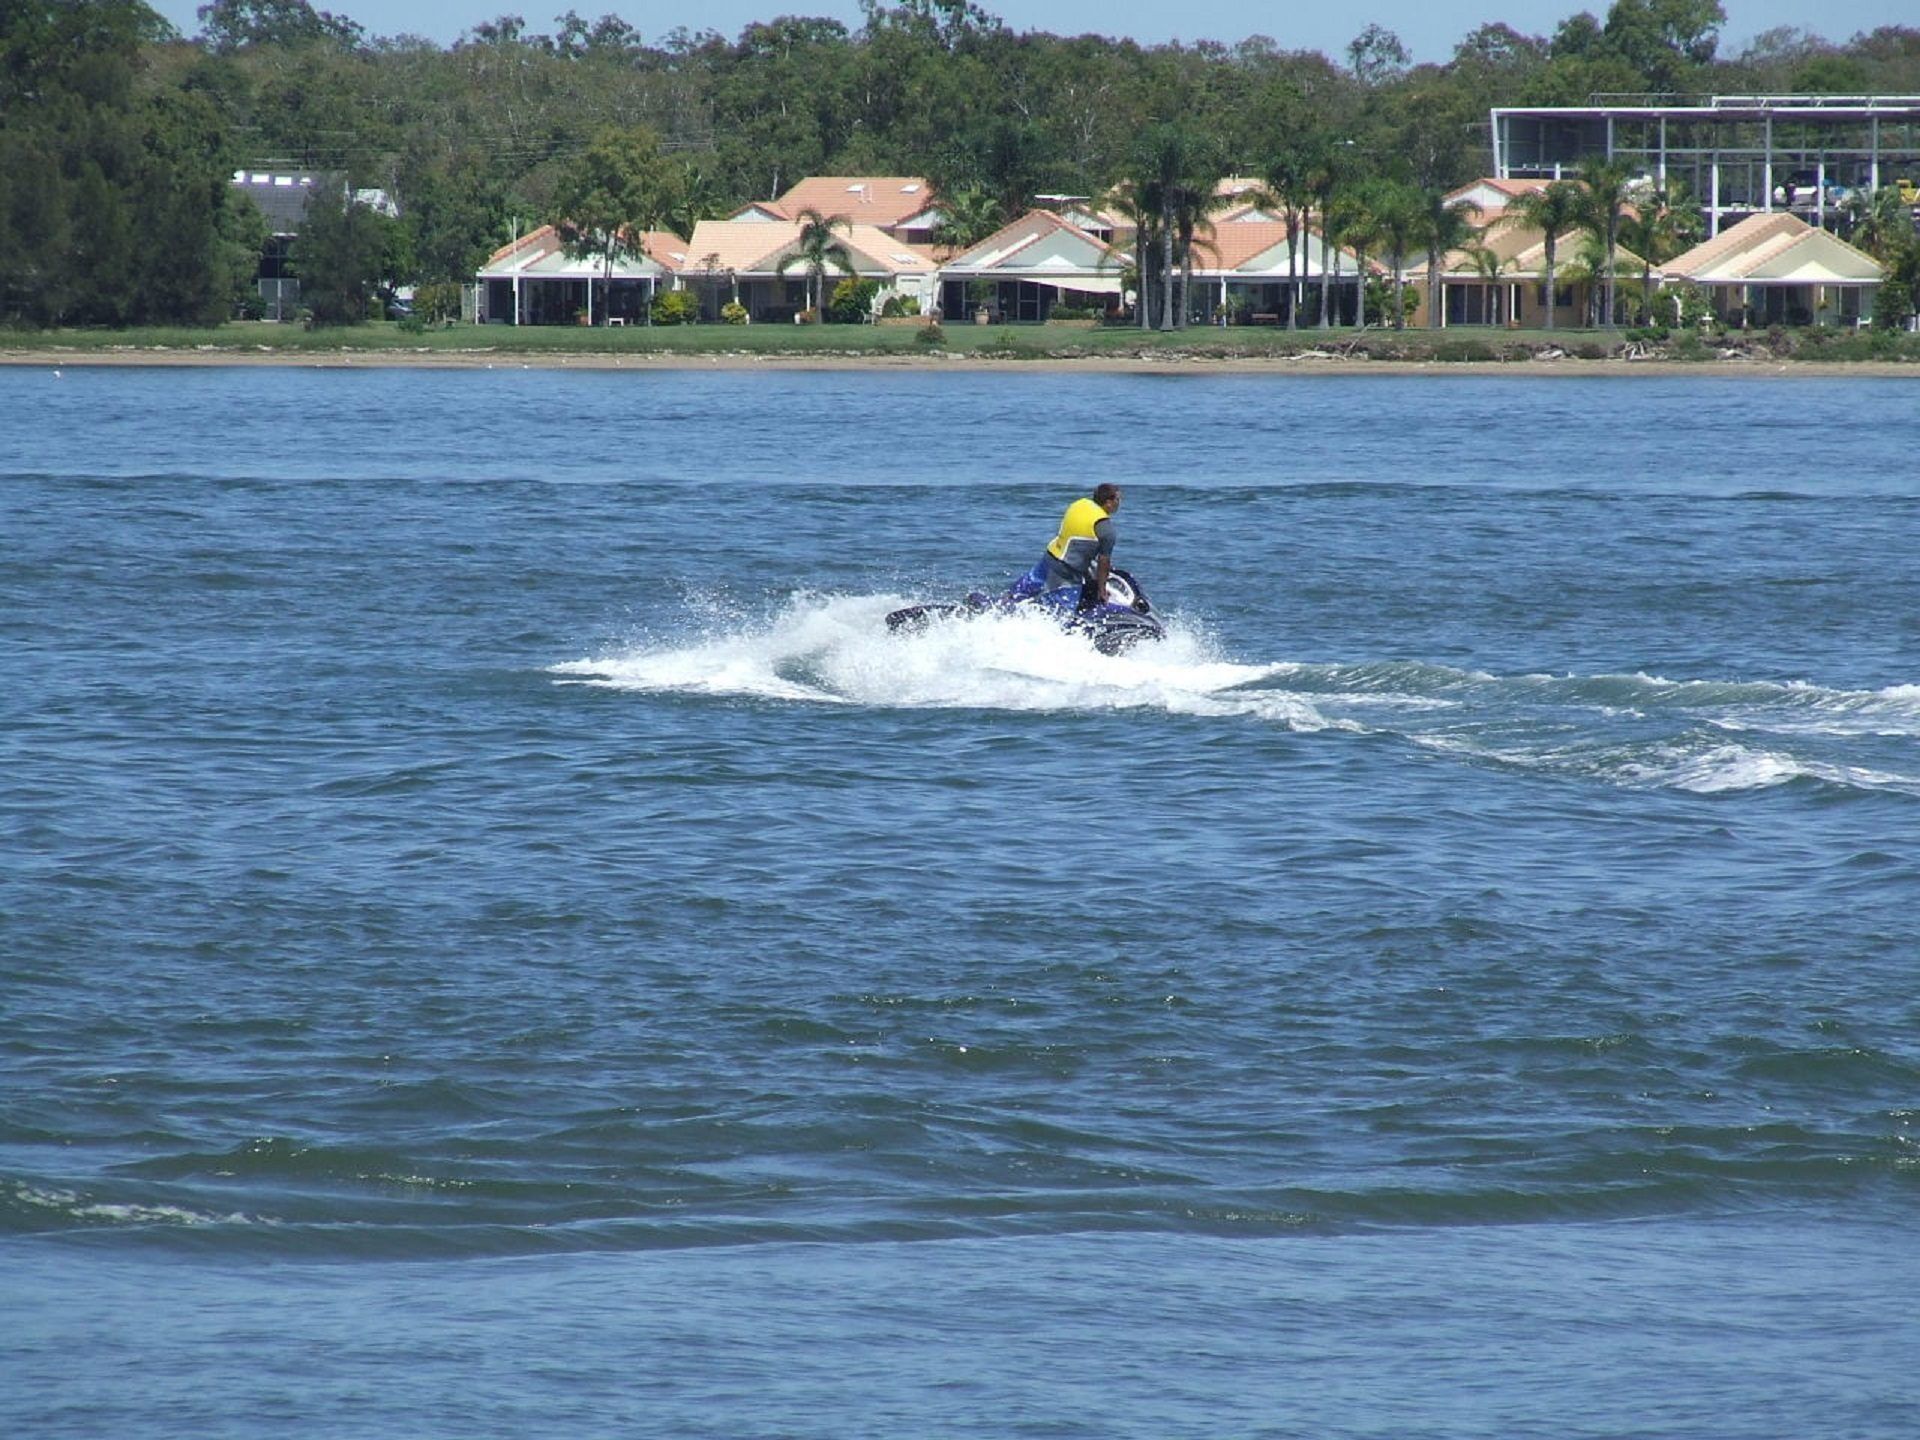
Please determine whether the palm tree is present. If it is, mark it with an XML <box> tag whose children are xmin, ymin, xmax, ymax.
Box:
<box><xmin>1307</xmin><ymin>138</ymin><xmax>1352</xmax><ymax>328</ymax></box>
<box><xmin>1575</xmin><ymin>155</ymin><xmax>1635</xmax><ymax>328</ymax></box>
<box><xmin>1559</xmin><ymin>233</ymin><xmax>1610</xmax><ymax>326</ymax></box>
<box><xmin>931</xmin><ymin>187</ymin><xmax>1004</xmax><ymax>251</ymax></box>
<box><xmin>1420</xmin><ymin>189</ymin><xmax>1482</xmax><ymax>329</ymax></box>
<box><xmin>1327</xmin><ymin>185</ymin><xmax>1385</xmax><ymax>329</ymax></box>
<box><xmin>1368</xmin><ymin>180</ymin><xmax>1425</xmax><ymax>330</ymax></box>
<box><xmin>1848</xmin><ymin>185</ymin><xmax>1918</xmax><ymax>263</ymax></box>
<box><xmin>1115</xmin><ymin>123</ymin><xmax>1223</xmax><ymax>331</ymax></box>
<box><xmin>1466</xmin><ymin>243</ymin><xmax>1508</xmax><ymax>325</ymax></box>
<box><xmin>1101</xmin><ymin>177</ymin><xmax>1163</xmax><ymax>329</ymax></box>
<box><xmin>776</xmin><ymin>207</ymin><xmax>856</xmax><ymax>322</ymax></box>
<box><xmin>1510</xmin><ymin>179</ymin><xmax>1584</xmax><ymax>331</ymax></box>
<box><xmin>1618</xmin><ymin>185</ymin><xmax>1703</xmax><ymax>322</ymax></box>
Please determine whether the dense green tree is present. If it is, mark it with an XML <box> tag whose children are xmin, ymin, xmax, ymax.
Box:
<box><xmin>291</xmin><ymin>185</ymin><xmax>390</xmax><ymax>323</ymax></box>
<box><xmin>551</xmin><ymin>126</ymin><xmax>683</xmax><ymax>324</ymax></box>
<box><xmin>196</xmin><ymin>0</ymin><xmax>362</xmax><ymax>53</ymax></box>
<box><xmin>6</xmin><ymin>0</ymin><xmax>1920</xmax><ymax>332</ymax></box>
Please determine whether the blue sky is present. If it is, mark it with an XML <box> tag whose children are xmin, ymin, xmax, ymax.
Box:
<box><xmin>147</xmin><ymin>0</ymin><xmax>1912</xmax><ymax>65</ymax></box>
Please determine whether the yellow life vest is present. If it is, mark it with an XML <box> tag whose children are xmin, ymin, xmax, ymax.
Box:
<box><xmin>1046</xmin><ymin>497</ymin><xmax>1109</xmax><ymax>568</ymax></box>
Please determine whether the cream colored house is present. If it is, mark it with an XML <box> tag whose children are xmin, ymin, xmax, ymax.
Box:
<box><xmin>476</xmin><ymin>224</ymin><xmax>685</xmax><ymax>325</ymax></box>
<box><xmin>936</xmin><ymin>210</ymin><xmax>1127</xmax><ymax>321</ymax></box>
<box><xmin>679</xmin><ymin>218</ymin><xmax>941</xmax><ymax>321</ymax></box>
<box><xmin>1404</xmin><ymin>180</ymin><xmax>1645</xmax><ymax>328</ymax></box>
<box><xmin>1658</xmin><ymin>211</ymin><xmax>1883</xmax><ymax>327</ymax></box>
<box><xmin>1187</xmin><ymin>218</ymin><xmax>1367</xmax><ymax>325</ymax></box>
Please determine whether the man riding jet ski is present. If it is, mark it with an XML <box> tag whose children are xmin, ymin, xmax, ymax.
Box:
<box><xmin>886</xmin><ymin>484</ymin><xmax>1165</xmax><ymax>655</ymax></box>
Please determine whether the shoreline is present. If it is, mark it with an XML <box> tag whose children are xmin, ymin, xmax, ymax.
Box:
<box><xmin>5</xmin><ymin>347</ymin><xmax>1919</xmax><ymax>377</ymax></box>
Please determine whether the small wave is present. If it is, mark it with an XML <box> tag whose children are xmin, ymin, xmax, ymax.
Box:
<box><xmin>3</xmin><ymin>1180</ymin><xmax>266</xmax><ymax>1232</ymax></box>
<box><xmin>1622</xmin><ymin>742</ymin><xmax>1920</xmax><ymax>797</ymax></box>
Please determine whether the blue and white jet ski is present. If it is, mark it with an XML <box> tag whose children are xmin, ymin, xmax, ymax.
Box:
<box><xmin>885</xmin><ymin>566</ymin><xmax>1165</xmax><ymax>656</ymax></box>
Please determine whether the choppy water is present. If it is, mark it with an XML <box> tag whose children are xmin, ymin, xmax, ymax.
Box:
<box><xmin>4</xmin><ymin>365</ymin><xmax>1917</xmax><ymax>1437</ymax></box>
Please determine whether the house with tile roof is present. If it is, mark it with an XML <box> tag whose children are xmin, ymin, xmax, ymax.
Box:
<box><xmin>1186</xmin><ymin>217</ymin><xmax>1368</xmax><ymax>325</ymax></box>
<box><xmin>1657</xmin><ymin>211</ymin><xmax>1882</xmax><ymax>327</ymax></box>
<box><xmin>1404</xmin><ymin>189</ymin><xmax>1647</xmax><ymax>328</ymax></box>
<box><xmin>476</xmin><ymin>224</ymin><xmax>685</xmax><ymax>325</ymax></box>
<box><xmin>936</xmin><ymin>211</ymin><xmax>1127</xmax><ymax>321</ymax></box>
<box><xmin>678</xmin><ymin>218</ymin><xmax>941</xmax><ymax>321</ymax></box>
<box><xmin>725</xmin><ymin>177</ymin><xmax>946</xmax><ymax>244</ymax></box>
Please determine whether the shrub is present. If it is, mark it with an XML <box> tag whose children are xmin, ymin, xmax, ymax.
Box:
<box><xmin>827</xmin><ymin>276</ymin><xmax>881</xmax><ymax>323</ymax></box>
<box><xmin>915</xmin><ymin>321</ymin><xmax>947</xmax><ymax>346</ymax></box>
<box><xmin>1048</xmin><ymin>304</ymin><xmax>1096</xmax><ymax>320</ymax></box>
<box><xmin>880</xmin><ymin>292</ymin><xmax>921</xmax><ymax>317</ymax></box>
<box><xmin>414</xmin><ymin>281</ymin><xmax>463</xmax><ymax>325</ymax></box>
<box><xmin>237</xmin><ymin>294</ymin><xmax>267</xmax><ymax>321</ymax></box>
<box><xmin>651</xmin><ymin>289</ymin><xmax>701</xmax><ymax>325</ymax></box>
<box><xmin>1433</xmin><ymin>338</ymin><xmax>1495</xmax><ymax>362</ymax></box>
<box><xmin>721</xmin><ymin>300</ymin><xmax>749</xmax><ymax>325</ymax></box>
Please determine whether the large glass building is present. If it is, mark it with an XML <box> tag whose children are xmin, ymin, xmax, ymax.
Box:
<box><xmin>1491</xmin><ymin>95</ymin><xmax>1920</xmax><ymax>235</ymax></box>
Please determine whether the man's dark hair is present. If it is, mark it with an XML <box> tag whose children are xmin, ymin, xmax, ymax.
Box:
<box><xmin>1092</xmin><ymin>483</ymin><xmax>1121</xmax><ymax>506</ymax></box>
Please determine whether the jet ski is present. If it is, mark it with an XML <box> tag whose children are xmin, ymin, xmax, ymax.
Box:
<box><xmin>886</xmin><ymin>567</ymin><xmax>1165</xmax><ymax>656</ymax></box>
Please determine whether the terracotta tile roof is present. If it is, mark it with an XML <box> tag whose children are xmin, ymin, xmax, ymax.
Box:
<box><xmin>1187</xmin><ymin>221</ymin><xmax>1363</xmax><ymax>275</ymax></box>
<box><xmin>682</xmin><ymin>219</ymin><xmax>939</xmax><ymax>276</ymax></box>
<box><xmin>769</xmin><ymin>176</ymin><xmax>934</xmax><ymax>226</ymax></box>
<box><xmin>1188</xmin><ymin>221</ymin><xmax>1294</xmax><ymax>269</ymax></box>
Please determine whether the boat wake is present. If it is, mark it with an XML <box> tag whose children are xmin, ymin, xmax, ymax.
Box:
<box><xmin>554</xmin><ymin>595</ymin><xmax>1920</xmax><ymax>798</ymax></box>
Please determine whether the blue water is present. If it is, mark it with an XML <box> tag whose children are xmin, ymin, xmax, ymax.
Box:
<box><xmin>4</xmin><ymin>364</ymin><xmax>1918</xmax><ymax>1437</ymax></box>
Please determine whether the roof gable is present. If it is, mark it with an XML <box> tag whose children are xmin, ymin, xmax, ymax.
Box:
<box><xmin>1446</xmin><ymin>177</ymin><xmax>1550</xmax><ymax>214</ymax></box>
<box><xmin>946</xmin><ymin>211</ymin><xmax>1120</xmax><ymax>274</ymax></box>
<box><xmin>1664</xmin><ymin>211</ymin><xmax>1882</xmax><ymax>283</ymax></box>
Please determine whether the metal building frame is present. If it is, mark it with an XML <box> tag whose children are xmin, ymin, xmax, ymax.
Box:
<box><xmin>1491</xmin><ymin>95</ymin><xmax>1920</xmax><ymax>235</ymax></box>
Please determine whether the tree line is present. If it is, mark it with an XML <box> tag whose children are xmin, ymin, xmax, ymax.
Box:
<box><xmin>4</xmin><ymin>0</ymin><xmax>1920</xmax><ymax>328</ymax></box>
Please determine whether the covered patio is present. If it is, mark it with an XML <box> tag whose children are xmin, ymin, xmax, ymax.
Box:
<box><xmin>476</xmin><ymin>225</ymin><xmax>681</xmax><ymax>325</ymax></box>
<box><xmin>1189</xmin><ymin>221</ymin><xmax>1366</xmax><ymax>325</ymax></box>
<box><xmin>938</xmin><ymin>211</ymin><xmax>1125</xmax><ymax>321</ymax></box>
